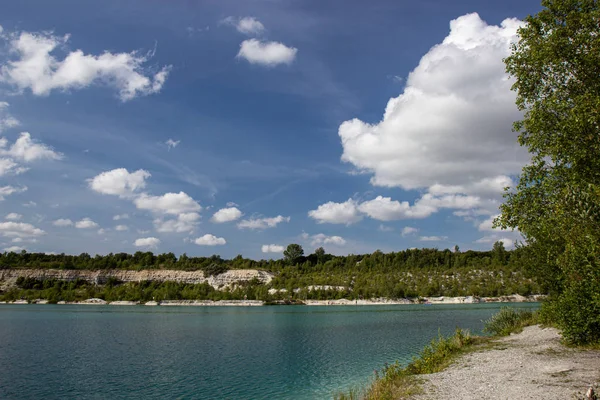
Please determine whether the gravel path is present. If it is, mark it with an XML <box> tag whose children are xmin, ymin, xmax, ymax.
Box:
<box><xmin>415</xmin><ymin>326</ymin><xmax>600</xmax><ymax>400</ymax></box>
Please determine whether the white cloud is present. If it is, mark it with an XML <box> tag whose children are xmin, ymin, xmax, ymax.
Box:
<box><xmin>261</xmin><ymin>244</ymin><xmax>285</xmax><ymax>253</ymax></box>
<box><xmin>237</xmin><ymin>39</ymin><xmax>297</xmax><ymax>66</ymax></box>
<box><xmin>154</xmin><ymin>212</ymin><xmax>200</xmax><ymax>233</ymax></box>
<box><xmin>378</xmin><ymin>224</ymin><xmax>394</xmax><ymax>232</ymax></box>
<box><xmin>419</xmin><ymin>235</ymin><xmax>448</xmax><ymax>242</ymax></box>
<box><xmin>211</xmin><ymin>207</ymin><xmax>243</xmax><ymax>223</ymax></box>
<box><xmin>4</xmin><ymin>245</ymin><xmax>24</xmax><ymax>252</ymax></box>
<box><xmin>75</xmin><ymin>218</ymin><xmax>98</xmax><ymax>229</ymax></box>
<box><xmin>97</xmin><ymin>228</ymin><xmax>106</xmax><ymax>235</ymax></box>
<box><xmin>309</xmin><ymin>233</ymin><xmax>346</xmax><ymax>247</ymax></box>
<box><xmin>5</xmin><ymin>212</ymin><xmax>22</xmax><ymax>220</ymax></box>
<box><xmin>0</xmin><ymin>221</ymin><xmax>45</xmax><ymax>238</ymax></box>
<box><xmin>359</xmin><ymin>194</ymin><xmax>482</xmax><ymax>221</ymax></box>
<box><xmin>22</xmin><ymin>201</ymin><xmax>36</xmax><ymax>207</ymax></box>
<box><xmin>194</xmin><ymin>234</ymin><xmax>226</xmax><ymax>246</ymax></box>
<box><xmin>1</xmin><ymin>132</ymin><xmax>63</xmax><ymax>162</ymax></box>
<box><xmin>113</xmin><ymin>213</ymin><xmax>129</xmax><ymax>220</ymax></box>
<box><xmin>135</xmin><ymin>192</ymin><xmax>201</xmax><ymax>215</ymax></box>
<box><xmin>308</xmin><ymin>198</ymin><xmax>362</xmax><ymax>225</ymax></box>
<box><xmin>134</xmin><ymin>237</ymin><xmax>160</xmax><ymax>248</ymax></box>
<box><xmin>0</xmin><ymin>157</ymin><xmax>24</xmax><ymax>177</ymax></box>
<box><xmin>338</xmin><ymin>13</ymin><xmax>527</xmax><ymax>203</ymax></box>
<box><xmin>53</xmin><ymin>218</ymin><xmax>73</xmax><ymax>227</ymax></box>
<box><xmin>0</xmin><ymin>185</ymin><xmax>27</xmax><ymax>200</ymax></box>
<box><xmin>475</xmin><ymin>236</ymin><xmax>515</xmax><ymax>249</ymax></box>
<box><xmin>115</xmin><ymin>224</ymin><xmax>128</xmax><ymax>231</ymax></box>
<box><xmin>0</xmin><ymin>102</ymin><xmax>19</xmax><ymax>132</ymax></box>
<box><xmin>0</xmin><ymin>29</ymin><xmax>171</xmax><ymax>101</ymax></box>
<box><xmin>222</xmin><ymin>16</ymin><xmax>266</xmax><ymax>36</ymax></box>
<box><xmin>402</xmin><ymin>226</ymin><xmax>419</xmax><ymax>237</ymax></box>
<box><xmin>0</xmin><ymin>133</ymin><xmax>61</xmax><ymax>177</ymax></box>
<box><xmin>237</xmin><ymin>215</ymin><xmax>290</xmax><ymax>230</ymax></box>
<box><xmin>88</xmin><ymin>168</ymin><xmax>150</xmax><ymax>198</ymax></box>
<box><xmin>478</xmin><ymin>215</ymin><xmax>498</xmax><ymax>232</ymax></box>
<box><xmin>236</xmin><ymin>17</ymin><xmax>266</xmax><ymax>35</ymax></box>
<box><xmin>165</xmin><ymin>139</ymin><xmax>180</xmax><ymax>149</ymax></box>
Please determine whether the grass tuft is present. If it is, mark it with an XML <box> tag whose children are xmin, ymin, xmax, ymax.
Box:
<box><xmin>483</xmin><ymin>306</ymin><xmax>538</xmax><ymax>336</ymax></box>
<box><xmin>334</xmin><ymin>328</ymin><xmax>475</xmax><ymax>400</ymax></box>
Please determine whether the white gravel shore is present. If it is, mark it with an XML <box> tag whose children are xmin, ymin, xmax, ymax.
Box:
<box><xmin>415</xmin><ymin>325</ymin><xmax>600</xmax><ymax>400</ymax></box>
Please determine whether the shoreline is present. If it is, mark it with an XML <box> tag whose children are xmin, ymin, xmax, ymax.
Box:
<box><xmin>0</xmin><ymin>294</ymin><xmax>545</xmax><ymax>307</ymax></box>
<box><xmin>414</xmin><ymin>325</ymin><xmax>600</xmax><ymax>399</ymax></box>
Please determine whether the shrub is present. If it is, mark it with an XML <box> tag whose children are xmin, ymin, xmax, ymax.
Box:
<box><xmin>483</xmin><ymin>307</ymin><xmax>537</xmax><ymax>336</ymax></box>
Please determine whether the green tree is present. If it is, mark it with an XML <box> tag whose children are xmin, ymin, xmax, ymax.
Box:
<box><xmin>314</xmin><ymin>247</ymin><xmax>326</xmax><ymax>263</ymax></box>
<box><xmin>498</xmin><ymin>0</ymin><xmax>600</xmax><ymax>344</ymax></box>
<box><xmin>284</xmin><ymin>244</ymin><xmax>304</xmax><ymax>264</ymax></box>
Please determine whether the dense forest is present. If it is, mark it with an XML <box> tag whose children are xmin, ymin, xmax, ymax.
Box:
<box><xmin>0</xmin><ymin>242</ymin><xmax>543</xmax><ymax>302</ymax></box>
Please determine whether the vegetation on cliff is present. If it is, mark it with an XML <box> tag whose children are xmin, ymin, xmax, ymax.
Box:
<box><xmin>0</xmin><ymin>242</ymin><xmax>543</xmax><ymax>303</ymax></box>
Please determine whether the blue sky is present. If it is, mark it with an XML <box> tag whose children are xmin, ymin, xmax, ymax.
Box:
<box><xmin>0</xmin><ymin>0</ymin><xmax>542</xmax><ymax>259</ymax></box>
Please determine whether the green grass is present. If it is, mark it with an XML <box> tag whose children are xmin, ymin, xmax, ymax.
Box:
<box><xmin>483</xmin><ymin>306</ymin><xmax>539</xmax><ymax>336</ymax></box>
<box><xmin>334</xmin><ymin>328</ymin><xmax>481</xmax><ymax>400</ymax></box>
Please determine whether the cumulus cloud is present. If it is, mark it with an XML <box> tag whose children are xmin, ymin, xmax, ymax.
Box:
<box><xmin>0</xmin><ymin>221</ymin><xmax>45</xmax><ymax>238</ymax></box>
<box><xmin>135</xmin><ymin>192</ymin><xmax>201</xmax><ymax>215</ymax></box>
<box><xmin>419</xmin><ymin>235</ymin><xmax>448</xmax><ymax>242</ymax></box>
<box><xmin>194</xmin><ymin>234</ymin><xmax>226</xmax><ymax>246</ymax></box>
<box><xmin>358</xmin><ymin>194</ymin><xmax>481</xmax><ymax>221</ymax></box>
<box><xmin>1</xmin><ymin>132</ymin><xmax>63</xmax><ymax>162</ymax></box>
<box><xmin>88</xmin><ymin>168</ymin><xmax>150</xmax><ymax>198</ymax></box>
<box><xmin>154</xmin><ymin>212</ymin><xmax>200</xmax><ymax>233</ymax></box>
<box><xmin>0</xmin><ymin>102</ymin><xmax>19</xmax><ymax>132</ymax></box>
<box><xmin>378</xmin><ymin>224</ymin><xmax>394</xmax><ymax>232</ymax></box>
<box><xmin>4</xmin><ymin>245</ymin><xmax>24</xmax><ymax>252</ymax></box>
<box><xmin>237</xmin><ymin>215</ymin><xmax>290</xmax><ymax>230</ymax></box>
<box><xmin>309</xmin><ymin>233</ymin><xmax>346</xmax><ymax>247</ymax></box>
<box><xmin>338</xmin><ymin>13</ymin><xmax>527</xmax><ymax>204</ymax></box>
<box><xmin>0</xmin><ymin>132</ymin><xmax>62</xmax><ymax>177</ymax></box>
<box><xmin>5</xmin><ymin>212</ymin><xmax>22</xmax><ymax>220</ymax></box>
<box><xmin>261</xmin><ymin>244</ymin><xmax>284</xmax><ymax>253</ymax></box>
<box><xmin>53</xmin><ymin>218</ymin><xmax>73</xmax><ymax>227</ymax></box>
<box><xmin>477</xmin><ymin>215</ymin><xmax>497</xmax><ymax>232</ymax></box>
<box><xmin>308</xmin><ymin>198</ymin><xmax>362</xmax><ymax>225</ymax></box>
<box><xmin>165</xmin><ymin>139</ymin><xmax>180</xmax><ymax>149</ymax></box>
<box><xmin>475</xmin><ymin>236</ymin><xmax>515</xmax><ymax>249</ymax></box>
<box><xmin>401</xmin><ymin>226</ymin><xmax>419</xmax><ymax>237</ymax></box>
<box><xmin>0</xmin><ymin>28</ymin><xmax>171</xmax><ymax>101</ymax></box>
<box><xmin>113</xmin><ymin>213</ymin><xmax>129</xmax><ymax>220</ymax></box>
<box><xmin>115</xmin><ymin>224</ymin><xmax>128</xmax><ymax>231</ymax></box>
<box><xmin>237</xmin><ymin>39</ymin><xmax>297</xmax><ymax>66</ymax></box>
<box><xmin>75</xmin><ymin>218</ymin><xmax>98</xmax><ymax>229</ymax></box>
<box><xmin>0</xmin><ymin>185</ymin><xmax>27</xmax><ymax>200</ymax></box>
<box><xmin>211</xmin><ymin>207</ymin><xmax>242</xmax><ymax>223</ymax></box>
<box><xmin>134</xmin><ymin>237</ymin><xmax>160</xmax><ymax>248</ymax></box>
<box><xmin>222</xmin><ymin>16</ymin><xmax>266</xmax><ymax>35</ymax></box>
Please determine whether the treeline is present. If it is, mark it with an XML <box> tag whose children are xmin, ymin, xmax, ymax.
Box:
<box><xmin>1</xmin><ymin>242</ymin><xmax>515</xmax><ymax>273</ymax></box>
<box><xmin>0</xmin><ymin>242</ymin><xmax>544</xmax><ymax>302</ymax></box>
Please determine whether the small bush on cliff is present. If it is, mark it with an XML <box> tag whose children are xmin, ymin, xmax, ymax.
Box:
<box><xmin>202</xmin><ymin>263</ymin><xmax>228</xmax><ymax>277</ymax></box>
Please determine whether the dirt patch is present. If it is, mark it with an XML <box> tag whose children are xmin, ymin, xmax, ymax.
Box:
<box><xmin>415</xmin><ymin>325</ymin><xmax>600</xmax><ymax>400</ymax></box>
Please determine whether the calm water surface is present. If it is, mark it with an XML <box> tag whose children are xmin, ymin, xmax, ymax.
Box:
<box><xmin>0</xmin><ymin>303</ymin><xmax>538</xmax><ymax>399</ymax></box>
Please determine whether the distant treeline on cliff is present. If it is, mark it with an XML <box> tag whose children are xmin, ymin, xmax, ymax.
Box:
<box><xmin>2</xmin><ymin>242</ymin><xmax>520</xmax><ymax>273</ymax></box>
<box><xmin>1</xmin><ymin>242</ymin><xmax>544</xmax><ymax>300</ymax></box>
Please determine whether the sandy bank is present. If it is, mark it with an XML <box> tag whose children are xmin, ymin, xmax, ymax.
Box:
<box><xmin>1</xmin><ymin>294</ymin><xmax>544</xmax><ymax>306</ymax></box>
<box><xmin>415</xmin><ymin>325</ymin><xmax>600</xmax><ymax>400</ymax></box>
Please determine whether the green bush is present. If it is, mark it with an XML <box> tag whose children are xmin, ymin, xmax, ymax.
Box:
<box><xmin>483</xmin><ymin>307</ymin><xmax>537</xmax><ymax>336</ymax></box>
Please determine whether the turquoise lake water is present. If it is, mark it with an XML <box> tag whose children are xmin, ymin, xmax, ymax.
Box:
<box><xmin>0</xmin><ymin>303</ymin><xmax>538</xmax><ymax>399</ymax></box>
